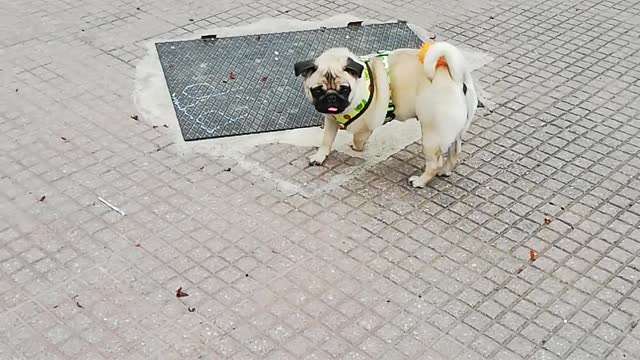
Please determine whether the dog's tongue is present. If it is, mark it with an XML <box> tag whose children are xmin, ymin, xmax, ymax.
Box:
<box><xmin>328</xmin><ymin>106</ymin><xmax>338</xmax><ymax>112</ymax></box>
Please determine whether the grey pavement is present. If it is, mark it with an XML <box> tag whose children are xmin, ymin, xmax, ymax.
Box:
<box><xmin>1</xmin><ymin>0</ymin><xmax>640</xmax><ymax>359</ymax></box>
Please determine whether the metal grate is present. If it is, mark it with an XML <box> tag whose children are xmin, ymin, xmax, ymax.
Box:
<box><xmin>156</xmin><ymin>22</ymin><xmax>423</xmax><ymax>141</ymax></box>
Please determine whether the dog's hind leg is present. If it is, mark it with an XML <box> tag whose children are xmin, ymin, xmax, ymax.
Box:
<box><xmin>409</xmin><ymin>133</ymin><xmax>444</xmax><ymax>188</ymax></box>
<box><xmin>437</xmin><ymin>137</ymin><xmax>461</xmax><ymax>177</ymax></box>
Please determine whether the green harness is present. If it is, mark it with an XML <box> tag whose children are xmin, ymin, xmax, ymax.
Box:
<box><xmin>334</xmin><ymin>51</ymin><xmax>396</xmax><ymax>129</ymax></box>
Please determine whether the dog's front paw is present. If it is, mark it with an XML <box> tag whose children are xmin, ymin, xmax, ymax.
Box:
<box><xmin>408</xmin><ymin>175</ymin><xmax>427</xmax><ymax>188</ymax></box>
<box><xmin>308</xmin><ymin>153</ymin><xmax>327</xmax><ymax>166</ymax></box>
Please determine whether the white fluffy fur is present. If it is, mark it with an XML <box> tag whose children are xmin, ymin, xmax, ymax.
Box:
<box><xmin>422</xmin><ymin>42</ymin><xmax>464</xmax><ymax>83</ymax></box>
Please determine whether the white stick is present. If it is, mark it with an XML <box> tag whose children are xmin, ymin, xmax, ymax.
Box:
<box><xmin>98</xmin><ymin>197</ymin><xmax>126</xmax><ymax>216</ymax></box>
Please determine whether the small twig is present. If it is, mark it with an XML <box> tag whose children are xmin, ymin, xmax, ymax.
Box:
<box><xmin>98</xmin><ymin>197</ymin><xmax>126</xmax><ymax>216</ymax></box>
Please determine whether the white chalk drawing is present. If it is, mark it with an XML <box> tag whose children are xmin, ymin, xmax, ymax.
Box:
<box><xmin>171</xmin><ymin>83</ymin><xmax>247</xmax><ymax>135</ymax></box>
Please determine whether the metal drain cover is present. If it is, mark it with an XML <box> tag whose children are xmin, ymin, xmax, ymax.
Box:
<box><xmin>156</xmin><ymin>21</ymin><xmax>423</xmax><ymax>141</ymax></box>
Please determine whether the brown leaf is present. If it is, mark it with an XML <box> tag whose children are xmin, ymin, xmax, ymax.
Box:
<box><xmin>176</xmin><ymin>287</ymin><xmax>189</xmax><ymax>298</ymax></box>
<box><xmin>543</xmin><ymin>217</ymin><xmax>551</xmax><ymax>225</ymax></box>
<box><xmin>229</xmin><ymin>71</ymin><xmax>236</xmax><ymax>80</ymax></box>
<box><xmin>529</xmin><ymin>249</ymin><xmax>537</xmax><ymax>262</ymax></box>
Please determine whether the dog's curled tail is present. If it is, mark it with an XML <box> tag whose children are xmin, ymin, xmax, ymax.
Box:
<box><xmin>421</xmin><ymin>42</ymin><xmax>465</xmax><ymax>83</ymax></box>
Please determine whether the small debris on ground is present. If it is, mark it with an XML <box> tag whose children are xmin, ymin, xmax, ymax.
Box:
<box><xmin>176</xmin><ymin>287</ymin><xmax>189</xmax><ymax>298</ymax></box>
<box><xmin>549</xmin><ymin>201</ymin><xmax>565</xmax><ymax>210</ymax></box>
<box><xmin>188</xmin><ymin>307</ymin><xmax>196</xmax><ymax>312</ymax></box>
<box><xmin>229</xmin><ymin>71</ymin><xmax>236</xmax><ymax>80</ymax></box>
<box><xmin>516</xmin><ymin>266</ymin><xmax>525</xmax><ymax>274</ymax></box>
<box><xmin>544</xmin><ymin>217</ymin><xmax>552</xmax><ymax>225</ymax></box>
<box><xmin>136</xmin><ymin>7</ymin><xmax>141</xmax><ymax>10</ymax></box>
<box><xmin>261</xmin><ymin>75</ymin><xmax>268</xmax><ymax>82</ymax></box>
<box><xmin>189</xmin><ymin>18</ymin><xmax>194</xmax><ymax>21</ymax></box>
<box><xmin>245</xmin><ymin>273</ymin><xmax>249</xmax><ymax>277</ymax></box>
<box><xmin>39</xmin><ymin>195</ymin><xmax>46</xmax><ymax>202</ymax></box>
<box><xmin>133</xmin><ymin>243</ymin><xmax>141</xmax><ymax>247</ymax></box>
<box><xmin>98</xmin><ymin>196</ymin><xmax>126</xmax><ymax>216</ymax></box>
<box><xmin>199</xmin><ymin>166</ymin><xmax>204</xmax><ymax>170</ymax></box>
<box><xmin>429</xmin><ymin>33</ymin><xmax>437</xmax><ymax>40</ymax></box>
<box><xmin>61</xmin><ymin>137</ymin><xmax>68</xmax><ymax>142</ymax></box>
<box><xmin>131</xmin><ymin>114</ymin><xmax>139</xmax><ymax>121</ymax></box>
<box><xmin>529</xmin><ymin>249</ymin><xmax>537</xmax><ymax>261</ymax></box>
<box><xmin>163</xmin><ymin>124</ymin><xmax>168</xmax><ymax>128</ymax></box>
<box><xmin>490</xmin><ymin>15</ymin><xmax>495</xmax><ymax>19</ymax></box>
<box><xmin>223</xmin><ymin>168</ymin><xmax>231</xmax><ymax>172</ymax></box>
<box><xmin>73</xmin><ymin>295</ymin><xmax>84</xmax><ymax>309</ymax></box>
<box><xmin>152</xmin><ymin>125</ymin><xmax>158</xmax><ymax>129</ymax></box>
<box><xmin>15</xmin><ymin>88</ymin><xmax>18</xmax><ymax>92</ymax></box>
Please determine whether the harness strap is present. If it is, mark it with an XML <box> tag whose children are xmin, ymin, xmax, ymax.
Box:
<box><xmin>338</xmin><ymin>61</ymin><xmax>375</xmax><ymax>129</ymax></box>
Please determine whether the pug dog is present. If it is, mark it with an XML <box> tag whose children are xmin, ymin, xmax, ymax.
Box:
<box><xmin>294</xmin><ymin>41</ymin><xmax>477</xmax><ymax>188</ymax></box>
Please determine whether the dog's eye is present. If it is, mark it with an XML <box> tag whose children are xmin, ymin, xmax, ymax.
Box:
<box><xmin>338</xmin><ymin>85</ymin><xmax>350</xmax><ymax>94</ymax></box>
<box><xmin>310</xmin><ymin>87</ymin><xmax>324</xmax><ymax>97</ymax></box>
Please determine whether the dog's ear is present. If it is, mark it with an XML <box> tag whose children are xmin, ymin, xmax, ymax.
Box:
<box><xmin>344</xmin><ymin>58</ymin><xmax>364</xmax><ymax>78</ymax></box>
<box><xmin>294</xmin><ymin>60</ymin><xmax>317</xmax><ymax>77</ymax></box>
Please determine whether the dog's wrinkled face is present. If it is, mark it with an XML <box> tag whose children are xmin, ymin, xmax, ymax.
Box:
<box><xmin>294</xmin><ymin>48</ymin><xmax>364</xmax><ymax>114</ymax></box>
